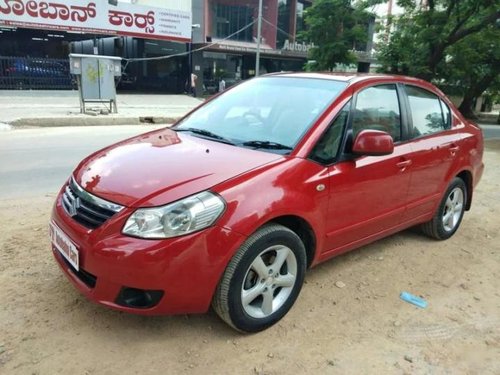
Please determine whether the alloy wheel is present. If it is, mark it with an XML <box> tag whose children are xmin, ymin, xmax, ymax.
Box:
<box><xmin>241</xmin><ymin>245</ymin><xmax>297</xmax><ymax>319</ymax></box>
<box><xmin>442</xmin><ymin>187</ymin><xmax>464</xmax><ymax>232</ymax></box>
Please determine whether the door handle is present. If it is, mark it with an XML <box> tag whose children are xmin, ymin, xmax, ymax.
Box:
<box><xmin>396</xmin><ymin>159</ymin><xmax>412</xmax><ymax>169</ymax></box>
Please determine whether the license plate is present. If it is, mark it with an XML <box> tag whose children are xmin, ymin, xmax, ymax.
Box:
<box><xmin>49</xmin><ymin>222</ymin><xmax>79</xmax><ymax>271</ymax></box>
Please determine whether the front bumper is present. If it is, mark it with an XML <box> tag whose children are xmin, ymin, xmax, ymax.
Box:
<box><xmin>50</xmin><ymin>191</ymin><xmax>247</xmax><ymax>315</ymax></box>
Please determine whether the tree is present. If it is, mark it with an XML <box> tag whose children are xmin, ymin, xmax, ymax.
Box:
<box><xmin>378</xmin><ymin>0</ymin><xmax>500</xmax><ymax>80</ymax></box>
<box><xmin>302</xmin><ymin>0</ymin><xmax>377</xmax><ymax>70</ymax></box>
<box><xmin>377</xmin><ymin>0</ymin><xmax>500</xmax><ymax>117</ymax></box>
<box><xmin>444</xmin><ymin>25</ymin><xmax>500</xmax><ymax>118</ymax></box>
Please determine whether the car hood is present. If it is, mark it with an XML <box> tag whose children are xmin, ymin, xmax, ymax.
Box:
<box><xmin>73</xmin><ymin>128</ymin><xmax>282</xmax><ymax>207</ymax></box>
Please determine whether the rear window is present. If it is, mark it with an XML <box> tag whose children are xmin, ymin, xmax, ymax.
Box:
<box><xmin>405</xmin><ymin>85</ymin><xmax>446</xmax><ymax>138</ymax></box>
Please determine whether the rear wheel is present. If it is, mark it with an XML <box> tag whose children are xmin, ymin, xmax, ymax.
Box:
<box><xmin>421</xmin><ymin>177</ymin><xmax>467</xmax><ymax>240</ymax></box>
<box><xmin>212</xmin><ymin>224</ymin><xmax>306</xmax><ymax>332</ymax></box>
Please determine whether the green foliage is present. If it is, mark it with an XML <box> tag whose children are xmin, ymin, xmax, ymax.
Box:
<box><xmin>302</xmin><ymin>0</ymin><xmax>377</xmax><ymax>70</ymax></box>
<box><xmin>377</xmin><ymin>0</ymin><xmax>500</xmax><ymax>116</ymax></box>
<box><xmin>377</xmin><ymin>0</ymin><xmax>500</xmax><ymax>80</ymax></box>
<box><xmin>443</xmin><ymin>25</ymin><xmax>500</xmax><ymax>97</ymax></box>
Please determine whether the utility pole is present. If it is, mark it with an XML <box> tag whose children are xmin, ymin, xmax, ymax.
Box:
<box><xmin>255</xmin><ymin>0</ymin><xmax>263</xmax><ymax>77</ymax></box>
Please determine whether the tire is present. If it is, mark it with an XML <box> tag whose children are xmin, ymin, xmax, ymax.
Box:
<box><xmin>212</xmin><ymin>223</ymin><xmax>307</xmax><ymax>333</ymax></box>
<box><xmin>421</xmin><ymin>177</ymin><xmax>467</xmax><ymax>240</ymax></box>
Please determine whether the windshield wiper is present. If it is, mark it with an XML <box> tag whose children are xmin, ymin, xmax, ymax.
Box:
<box><xmin>242</xmin><ymin>140</ymin><xmax>292</xmax><ymax>151</ymax></box>
<box><xmin>174</xmin><ymin>128</ymin><xmax>235</xmax><ymax>145</ymax></box>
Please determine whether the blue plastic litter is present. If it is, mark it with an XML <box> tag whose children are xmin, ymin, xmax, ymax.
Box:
<box><xmin>400</xmin><ymin>291</ymin><xmax>428</xmax><ymax>309</ymax></box>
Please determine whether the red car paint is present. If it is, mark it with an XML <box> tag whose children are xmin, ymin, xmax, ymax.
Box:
<box><xmin>51</xmin><ymin>73</ymin><xmax>484</xmax><ymax>315</ymax></box>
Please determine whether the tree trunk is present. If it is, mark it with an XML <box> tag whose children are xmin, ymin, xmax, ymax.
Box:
<box><xmin>458</xmin><ymin>67</ymin><xmax>499</xmax><ymax>119</ymax></box>
<box><xmin>458</xmin><ymin>95</ymin><xmax>477</xmax><ymax>119</ymax></box>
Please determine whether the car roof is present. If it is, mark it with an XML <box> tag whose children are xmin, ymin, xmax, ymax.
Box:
<box><xmin>265</xmin><ymin>71</ymin><xmax>432</xmax><ymax>87</ymax></box>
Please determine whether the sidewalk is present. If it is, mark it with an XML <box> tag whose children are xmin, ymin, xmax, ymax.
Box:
<box><xmin>0</xmin><ymin>90</ymin><xmax>203</xmax><ymax>128</ymax></box>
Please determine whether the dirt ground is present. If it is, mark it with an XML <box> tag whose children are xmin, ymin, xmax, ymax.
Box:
<box><xmin>1</xmin><ymin>142</ymin><xmax>499</xmax><ymax>375</ymax></box>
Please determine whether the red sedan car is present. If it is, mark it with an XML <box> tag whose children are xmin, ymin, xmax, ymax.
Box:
<box><xmin>50</xmin><ymin>73</ymin><xmax>484</xmax><ymax>332</ymax></box>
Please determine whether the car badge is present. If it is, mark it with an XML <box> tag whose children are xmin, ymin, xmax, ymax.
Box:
<box><xmin>68</xmin><ymin>196</ymin><xmax>81</xmax><ymax>217</ymax></box>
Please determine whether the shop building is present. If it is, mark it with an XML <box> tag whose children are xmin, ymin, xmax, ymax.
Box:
<box><xmin>190</xmin><ymin>0</ymin><xmax>314</xmax><ymax>95</ymax></box>
<box><xmin>1</xmin><ymin>0</ymin><xmax>379</xmax><ymax>93</ymax></box>
<box><xmin>0</xmin><ymin>0</ymin><xmax>192</xmax><ymax>92</ymax></box>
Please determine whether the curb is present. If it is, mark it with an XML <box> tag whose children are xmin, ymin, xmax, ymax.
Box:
<box><xmin>8</xmin><ymin>116</ymin><xmax>181</xmax><ymax>128</ymax></box>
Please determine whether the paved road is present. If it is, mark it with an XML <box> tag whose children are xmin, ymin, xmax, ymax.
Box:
<box><xmin>0</xmin><ymin>125</ymin><xmax>163</xmax><ymax>199</ymax></box>
<box><xmin>0</xmin><ymin>123</ymin><xmax>498</xmax><ymax>200</ymax></box>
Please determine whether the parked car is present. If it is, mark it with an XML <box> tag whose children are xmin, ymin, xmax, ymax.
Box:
<box><xmin>50</xmin><ymin>73</ymin><xmax>484</xmax><ymax>332</ymax></box>
<box><xmin>4</xmin><ymin>58</ymin><xmax>68</xmax><ymax>77</ymax></box>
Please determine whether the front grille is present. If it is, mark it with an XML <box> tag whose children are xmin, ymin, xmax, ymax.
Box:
<box><xmin>61</xmin><ymin>178</ymin><xmax>123</xmax><ymax>230</ymax></box>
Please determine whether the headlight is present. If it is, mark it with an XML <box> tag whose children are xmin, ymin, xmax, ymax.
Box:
<box><xmin>122</xmin><ymin>191</ymin><xmax>225</xmax><ymax>239</ymax></box>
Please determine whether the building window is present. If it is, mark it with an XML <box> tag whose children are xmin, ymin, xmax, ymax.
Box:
<box><xmin>296</xmin><ymin>1</ymin><xmax>307</xmax><ymax>35</ymax></box>
<box><xmin>277</xmin><ymin>0</ymin><xmax>291</xmax><ymax>46</ymax></box>
<box><xmin>214</xmin><ymin>4</ymin><xmax>253</xmax><ymax>42</ymax></box>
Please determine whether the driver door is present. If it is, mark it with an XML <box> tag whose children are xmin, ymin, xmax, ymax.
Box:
<box><xmin>321</xmin><ymin>84</ymin><xmax>413</xmax><ymax>254</ymax></box>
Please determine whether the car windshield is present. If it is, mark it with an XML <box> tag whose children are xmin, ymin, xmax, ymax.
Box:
<box><xmin>174</xmin><ymin>76</ymin><xmax>347</xmax><ymax>152</ymax></box>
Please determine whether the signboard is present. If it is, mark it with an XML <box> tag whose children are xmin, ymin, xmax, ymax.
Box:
<box><xmin>281</xmin><ymin>40</ymin><xmax>315</xmax><ymax>56</ymax></box>
<box><xmin>207</xmin><ymin>39</ymin><xmax>314</xmax><ymax>59</ymax></box>
<box><xmin>212</xmin><ymin>43</ymin><xmax>311</xmax><ymax>58</ymax></box>
<box><xmin>0</xmin><ymin>0</ymin><xmax>192</xmax><ymax>42</ymax></box>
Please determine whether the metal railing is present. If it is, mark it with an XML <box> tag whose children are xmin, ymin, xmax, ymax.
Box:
<box><xmin>0</xmin><ymin>56</ymin><xmax>74</xmax><ymax>90</ymax></box>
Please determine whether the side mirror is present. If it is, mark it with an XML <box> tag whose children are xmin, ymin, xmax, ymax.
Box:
<box><xmin>352</xmin><ymin>130</ymin><xmax>394</xmax><ymax>156</ymax></box>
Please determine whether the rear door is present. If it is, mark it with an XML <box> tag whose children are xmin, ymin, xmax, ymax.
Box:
<box><xmin>401</xmin><ymin>85</ymin><xmax>463</xmax><ymax>221</ymax></box>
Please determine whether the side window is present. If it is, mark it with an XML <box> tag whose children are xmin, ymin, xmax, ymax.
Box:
<box><xmin>406</xmin><ymin>85</ymin><xmax>446</xmax><ymax>137</ymax></box>
<box><xmin>352</xmin><ymin>84</ymin><xmax>401</xmax><ymax>142</ymax></box>
<box><xmin>310</xmin><ymin>102</ymin><xmax>350</xmax><ymax>164</ymax></box>
<box><xmin>440</xmin><ymin>99</ymin><xmax>452</xmax><ymax>129</ymax></box>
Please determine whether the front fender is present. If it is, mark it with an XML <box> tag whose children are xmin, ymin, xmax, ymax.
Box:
<box><xmin>213</xmin><ymin>157</ymin><xmax>329</xmax><ymax>263</ymax></box>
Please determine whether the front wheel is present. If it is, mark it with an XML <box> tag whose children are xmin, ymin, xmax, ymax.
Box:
<box><xmin>421</xmin><ymin>177</ymin><xmax>467</xmax><ymax>240</ymax></box>
<box><xmin>212</xmin><ymin>224</ymin><xmax>306</xmax><ymax>332</ymax></box>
